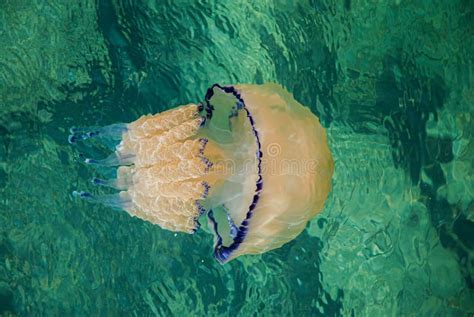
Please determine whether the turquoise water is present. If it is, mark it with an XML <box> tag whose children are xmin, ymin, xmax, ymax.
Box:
<box><xmin>1</xmin><ymin>0</ymin><xmax>473</xmax><ymax>315</ymax></box>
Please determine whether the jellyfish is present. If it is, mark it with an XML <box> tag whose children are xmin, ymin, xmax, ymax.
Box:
<box><xmin>69</xmin><ymin>83</ymin><xmax>333</xmax><ymax>263</ymax></box>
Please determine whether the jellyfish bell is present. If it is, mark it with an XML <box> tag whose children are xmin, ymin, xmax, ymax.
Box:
<box><xmin>70</xmin><ymin>83</ymin><xmax>334</xmax><ymax>263</ymax></box>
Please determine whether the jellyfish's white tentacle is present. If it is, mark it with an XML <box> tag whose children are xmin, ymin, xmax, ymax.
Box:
<box><xmin>68</xmin><ymin>123</ymin><xmax>127</xmax><ymax>144</ymax></box>
<box><xmin>91</xmin><ymin>177</ymin><xmax>129</xmax><ymax>190</ymax></box>
<box><xmin>72</xmin><ymin>190</ymin><xmax>133</xmax><ymax>210</ymax></box>
<box><xmin>80</xmin><ymin>152</ymin><xmax>135</xmax><ymax>166</ymax></box>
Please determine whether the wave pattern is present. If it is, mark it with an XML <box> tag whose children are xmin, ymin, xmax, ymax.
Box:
<box><xmin>0</xmin><ymin>0</ymin><xmax>472</xmax><ymax>315</ymax></box>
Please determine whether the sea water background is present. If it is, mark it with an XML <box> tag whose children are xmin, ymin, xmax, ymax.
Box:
<box><xmin>0</xmin><ymin>0</ymin><xmax>473</xmax><ymax>315</ymax></box>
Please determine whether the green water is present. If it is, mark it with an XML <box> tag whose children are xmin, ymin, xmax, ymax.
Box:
<box><xmin>1</xmin><ymin>0</ymin><xmax>473</xmax><ymax>315</ymax></box>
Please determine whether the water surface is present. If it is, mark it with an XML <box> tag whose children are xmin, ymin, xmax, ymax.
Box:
<box><xmin>0</xmin><ymin>0</ymin><xmax>473</xmax><ymax>315</ymax></box>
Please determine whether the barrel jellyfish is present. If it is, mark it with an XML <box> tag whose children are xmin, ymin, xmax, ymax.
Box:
<box><xmin>69</xmin><ymin>83</ymin><xmax>334</xmax><ymax>263</ymax></box>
